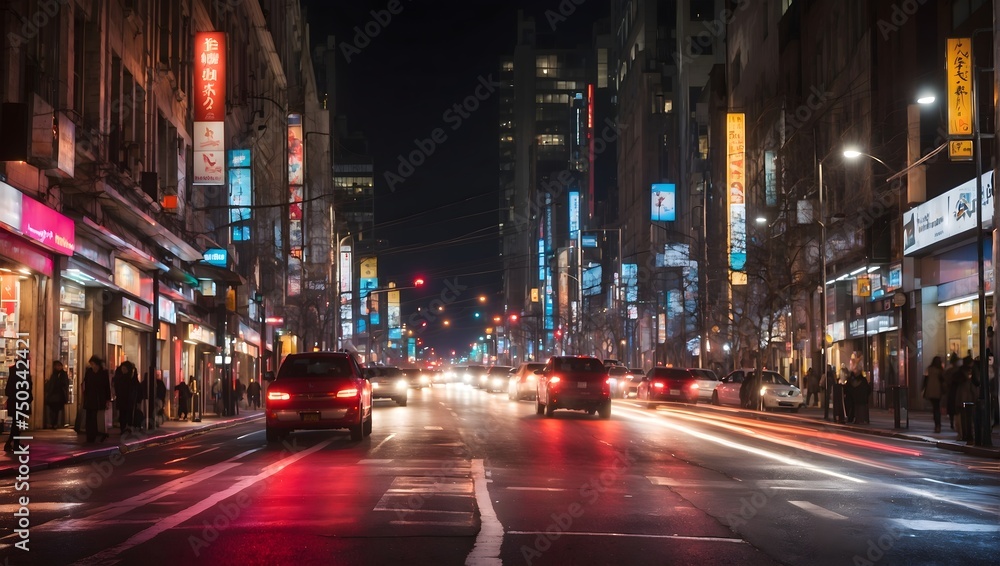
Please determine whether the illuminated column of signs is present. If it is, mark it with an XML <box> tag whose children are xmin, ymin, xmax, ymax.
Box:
<box><xmin>727</xmin><ymin>113</ymin><xmax>746</xmax><ymax>283</ymax></box>
<box><xmin>339</xmin><ymin>245</ymin><xmax>353</xmax><ymax>345</ymax></box>
<box><xmin>946</xmin><ymin>37</ymin><xmax>974</xmax><ymax>161</ymax></box>
<box><xmin>228</xmin><ymin>149</ymin><xmax>252</xmax><ymax>241</ymax></box>
<box><xmin>193</xmin><ymin>32</ymin><xmax>226</xmax><ymax>186</ymax></box>
<box><xmin>287</xmin><ymin>113</ymin><xmax>305</xmax><ymax>297</ymax></box>
<box><xmin>388</xmin><ymin>290</ymin><xmax>401</xmax><ymax>344</ymax></box>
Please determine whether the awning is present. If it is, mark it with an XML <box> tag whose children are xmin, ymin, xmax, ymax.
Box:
<box><xmin>75</xmin><ymin>216</ymin><xmax>168</xmax><ymax>272</ymax></box>
<box><xmin>191</xmin><ymin>262</ymin><xmax>245</xmax><ymax>287</ymax></box>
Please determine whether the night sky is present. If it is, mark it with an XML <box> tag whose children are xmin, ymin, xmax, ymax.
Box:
<box><xmin>302</xmin><ymin>0</ymin><xmax>609</xmax><ymax>358</ymax></box>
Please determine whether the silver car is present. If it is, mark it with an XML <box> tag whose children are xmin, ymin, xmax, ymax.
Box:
<box><xmin>688</xmin><ymin>368</ymin><xmax>720</xmax><ymax>403</ymax></box>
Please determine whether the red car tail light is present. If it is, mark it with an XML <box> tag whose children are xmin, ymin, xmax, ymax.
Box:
<box><xmin>653</xmin><ymin>381</ymin><xmax>665</xmax><ymax>389</ymax></box>
<box><xmin>268</xmin><ymin>391</ymin><xmax>290</xmax><ymax>401</ymax></box>
<box><xmin>337</xmin><ymin>388</ymin><xmax>360</xmax><ymax>398</ymax></box>
<box><xmin>689</xmin><ymin>383</ymin><xmax>700</xmax><ymax>390</ymax></box>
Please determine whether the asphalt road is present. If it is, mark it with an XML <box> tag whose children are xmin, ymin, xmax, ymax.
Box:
<box><xmin>1</xmin><ymin>384</ymin><xmax>997</xmax><ymax>565</ymax></box>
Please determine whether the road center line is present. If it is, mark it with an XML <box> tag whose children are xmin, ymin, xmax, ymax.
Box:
<box><xmin>465</xmin><ymin>459</ymin><xmax>503</xmax><ymax>566</ymax></box>
<box><xmin>506</xmin><ymin>530</ymin><xmax>746</xmax><ymax>543</ymax></box>
<box><xmin>70</xmin><ymin>438</ymin><xmax>334</xmax><ymax>566</ymax></box>
<box><xmin>788</xmin><ymin>501</ymin><xmax>848</xmax><ymax>520</ymax></box>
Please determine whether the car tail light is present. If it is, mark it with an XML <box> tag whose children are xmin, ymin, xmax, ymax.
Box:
<box><xmin>337</xmin><ymin>388</ymin><xmax>359</xmax><ymax>398</ymax></box>
<box><xmin>268</xmin><ymin>391</ymin><xmax>290</xmax><ymax>401</ymax></box>
<box><xmin>653</xmin><ymin>382</ymin><xmax>665</xmax><ymax>389</ymax></box>
<box><xmin>689</xmin><ymin>383</ymin><xmax>700</xmax><ymax>390</ymax></box>
<box><xmin>548</xmin><ymin>376</ymin><xmax>561</xmax><ymax>386</ymax></box>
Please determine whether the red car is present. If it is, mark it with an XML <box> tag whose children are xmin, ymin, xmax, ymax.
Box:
<box><xmin>638</xmin><ymin>367</ymin><xmax>699</xmax><ymax>407</ymax></box>
<box><xmin>536</xmin><ymin>356</ymin><xmax>612</xmax><ymax>419</ymax></box>
<box><xmin>265</xmin><ymin>352</ymin><xmax>373</xmax><ymax>442</ymax></box>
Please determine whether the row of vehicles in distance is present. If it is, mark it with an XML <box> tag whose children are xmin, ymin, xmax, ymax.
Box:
<box><xmin>261</xmin><ymin>352</ymin><xmax>805</xmax><ymax>444</ymax></box>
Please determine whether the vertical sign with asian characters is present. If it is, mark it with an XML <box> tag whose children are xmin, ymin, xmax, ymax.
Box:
<box><xmin>764</xmin><ymin>150</ymin><xmax>777</xmax><ymax>207</ymax></box>
<box><xmin>727</xmin><ymin>113</ymin><xmax>747</xmax><ymax>274</ymax></box>
<box><xmin>287</xmin><ymin>114</ymin><xmax>304</xmax><ymax>296</ymax></box>
<box><xmin>946</xmin><ymin>38</ymin><xmax>974</xmax><ymax>161</ymax></box>
<box><xmin>193</xmin><ymin>32</ymin><xmax>226</xmax><ymax>185</ymax></box>
<box><xmin>568</xmin><ymin>191</ymin><xmax>580</xmax><ymax>240</ymax></box>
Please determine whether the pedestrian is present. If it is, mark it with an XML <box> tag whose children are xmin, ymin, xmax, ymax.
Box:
<box><xmin>44</xmin><ymin>360</ymin><xmax>70</xmax><ymax>429</ymax></box>
<box><xmin>4</xmin><ymin>356</ymin><xmax>32</xmax><ymax>452</ymax></box>
<box><xmin>805</xmin><ymin>367</ymin><xmax>820</xmax><ymax>408</ymax></box>
<box><xmin>236</xmin><ymin>379</ymin><xmax>247</xmax><ymax>411</ymax></box>
<box><xmin>739</xmin><ymin>370</ymin><xmax>762</xmax><ymax>410</ymax></box>
<box><xmin>211</xmin><ymin>378</ymin><xmax>222</xmax><ymax>414</ymax></box>
<box><xmin>247</xmin><ymin>378</ymin><xmax>261</xmax><ymax>410</ymax></box>
<box><xmin>843</xmin><ymin>358</ymin><xmax>858</xmax><ymax>424</ymax></box>
<box><xmin>112</xmin><ymin>361</ymin><xmax>139</xmax><ymax>433</ymax></box>
<box><xmin>922</xmin><ymin>356</ymin><xmax>945</xmax><ymax>433</ymax></box>
<box><xmin>945</xmin><ymin>353</ymin><xmax>962</xmax><ymax>430</ymax></box>
<box><xmin>83</xmin><ymin>355</ymin><xmax>111</xmax><ymax>443</ymax></box>
<box><xmin>851</xmin><ymin>369</ymin><xmax>871</xmax><ymax>425</ymax></box>
<box><xmin>175</xmin><ymin>378</ymin><xmax>191</xmax><ymax>420</ymax></box>
<box><xmin>154</xmin><ymin>370</ymin><xmax>167</xmax><ymax>426</ymax></box>
<box><xmin>189</xmin><ymin>376</ymin><xmax>200</xmax><ymax>421</ymax></box>
<box><xmin>954</xmin><ymin>358</ymin><xmax>979</xmax><ymax>441</ymax></box>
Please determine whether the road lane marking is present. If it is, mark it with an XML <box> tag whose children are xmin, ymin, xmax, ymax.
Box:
<box><xmin>360</xmin><ymin>458</ymin><xmax>394</xmax><ymax>464</ymax></box>
<box><xmin>127</xmin><ymin>468</ymin><xmax>185</xmax><ymax>477</ymax></box>
<box><xmin>465</xmin><ymin>459</ymin><xmax>503</xmax><ymax>566</ymax></box>
<box><xmin>892</xmin><ymin>519</ymin><xmax>1000</xmax><ymax>532</ymax></box>
<box><xmin>70</xmin><ymin>438</ymin><xmax>334</xmax><ymax>566</ymax></box>
<box><xmin>424</xmin><ymin>426</ymin><xmax>444</xmax><ymax>430</ymax></box>
<box><xmin>788</xmin><ymin>501</ymin><xmax>848</xmax><ymax>520</ymax></box>
<box><xmin>369</xmin><ymin>434</ymin><xmax>396</xmax><ymax>455</ymax></box>
<box><xmin>236</xmin><ymin>430</ymin><xmax>262</xmax><ymax>440</ymax></box>
<box><xmin>505</xmin><ymin>487</ymin><xmax>571</xmax><ymax>492</ymax></box>
<box><xmin>506</xmin><ymin>531</ymin><xmax>745</xmax><ymax>542</ymax></box>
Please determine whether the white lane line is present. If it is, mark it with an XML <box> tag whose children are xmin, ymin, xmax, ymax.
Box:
<box><xmin>369</xmin><ymin>435</ymin><xmax>396</xmax><ymax>455</ymax></box>
<box><xmin>506</xmin><ymin>531</ymin><xmax>745</xmax><ymax>543</ymax></box>
<box><xmin>506</xmin><ymin>487</ymin><xmax>571</xmax><ymax>492</ymax></box>
<box><xmin>71</xmin><ymin>438</ymin><xmax>333</xmax><ymax>566</ymax></box>
<box><xmin>424</xmin><ymin>426</ymin><xmax>444</xmax><ymax>430</ymax></box>
<box><xmin>237</xmin><ymin>430</ymin><xmax>262</xmax><ymax>440</ymax></box>
<box><xmin>892</xmin><ymin>519</ymin><xmax>1000</xmax><ymax>532</ymax></box>
<box><xmin>788</xmin><ymin>501</ymin><xmax>848</xmax><ymax>520</ymax></box>
<box><xmin>465</xmin><ymin>459</ymin><xmax>503</xmax><ymax>566</ymax></box>
<box><xmin>391</xmin><ymin>519</ymin><xmax>475</xmax><ymax>526</ymax></box>
<box><xmin>359</xmin><ymin>457</ymin><xmax>394</xmax><ymax>464</ymax></box>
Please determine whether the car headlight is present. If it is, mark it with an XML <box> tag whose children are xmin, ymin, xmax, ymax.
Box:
<box><xmin>371</xmin><ymin>382</ymin><xmax>379</xmax><ymax>389</ymax></box>
<box><xmin>760</xmin><ymin>387</ymin><xmax>770</xmax><ymax>396</ymax></box>
<box><xmin>527</xmin><ymin>375</ymin><xmax>536</xmax><ymax>382</ymax></box>
<box><xmin>396</xmin><ymin>379</ymin><xmax>408</xmax><ymax>390</ymax></box>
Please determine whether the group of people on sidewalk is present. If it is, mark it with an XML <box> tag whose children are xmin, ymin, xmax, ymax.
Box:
<box><xmin>922</xmin><ymin>352</ymin><xmax>998</xmax><ymax>438</ymax></box>
<box><xmin>799</xmin><ymin>353</ymin><xmax>872</xmax><ymax>424</ymax></box>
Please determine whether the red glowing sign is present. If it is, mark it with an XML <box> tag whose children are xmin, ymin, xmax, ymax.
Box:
<box><xmin>194</xmin><ymin>32</ymin><xmax>226</xmax><ymax>122</ymax></box>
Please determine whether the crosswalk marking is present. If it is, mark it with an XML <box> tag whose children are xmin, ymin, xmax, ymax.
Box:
<box><xmin>788</xmin><ymin>500</ymin><xmax>848</xmax><ymax>520</ymax></box>
<box><xmin>893</xmin><ymin>519</ymin><xmax>1000</xmax><ymax>532</ymax></box>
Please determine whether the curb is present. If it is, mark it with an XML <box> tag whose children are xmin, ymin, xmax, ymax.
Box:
<box><xmin>0</xmin><ymin>414</ymin><xmax>264</xmax><ymax>478</ymax></box>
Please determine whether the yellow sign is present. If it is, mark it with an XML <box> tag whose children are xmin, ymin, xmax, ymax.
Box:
<box><xmin>360</xmin><ymin>257</ymin><xmax>378</xmax><ymax>279</ymax></box>
<box><xmin>857</xmin><ymin>276</ymin><xmax>871</xmax><ymax>297</ymax></box>
<box><xmin>946</xmin><ymin>38</ymin><xmax>974</xmax><ymax>137</ymax></box>
<box><xmin>730</xmin><ymin>270</ymin><xmax>747</xmax><ymax>286</ymax></box>
<box><xmin>727</xmin><ymin>113</ymin><xmax>746</xmax><ymax>271</ymax></box>
<box><xmin>949</xmin><ymin>140</ymin><xmax>973</xmax><ymax>161</ymax></box>
<box><xmin>530</xmin><ymin>288</ymin><xmax>539</xmax><ymax>302</ymax></box>
<box><xmin>226</xmin><ymin>289</ymin><xmax>237</xmax><ymax>312</ymax></box>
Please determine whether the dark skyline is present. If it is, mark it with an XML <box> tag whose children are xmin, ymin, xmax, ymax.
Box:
<box><xmin>303</xmin><ymin>0</ymin><xmax>609</xmax><ymax>358</ymax></box>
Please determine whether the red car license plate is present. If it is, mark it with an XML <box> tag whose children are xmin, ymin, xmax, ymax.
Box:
<box><xmin>301</xmin><ymin>412</ymin><xmax>320</xmax><ymax>422</ymax></box>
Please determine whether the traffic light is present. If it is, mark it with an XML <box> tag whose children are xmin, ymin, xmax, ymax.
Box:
<box><xmin>414</xmin><ymin>277</ymin><xmax>425</xmax><ymax>287</ymax></box>
<box><xmin>474</xmin><ymin>312</ymin><xmax>481</xmax><ymax>318</ymax></box>
<box><xmin>509</xmin><ymin>314</ymin><xmax>519</xmax><ymax>322</ymax></box>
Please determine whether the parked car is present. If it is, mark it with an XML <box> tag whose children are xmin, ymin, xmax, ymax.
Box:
<box><xmin>688</xmin><ymin>368</ymin><xmax>720</xmax><ymax>403</ymax></box>
<box><xmin>713</xmin><ymin>369</ymin><xmax>804</xmax><ymax>412</ymax></box>
<box><xmin>508</xmin><ymin>362</ymin><xmax>545</xmax><ymax>400</ymax></box>
<box><xmin>264</xmin><ymin>352</ymin><xmax>373</xmax><ymax>442</ymax></box>
<box><xmin>637</xmin><ymin>367</ymin><xmax>700</xmax><ymax>407</ymax></box>
<box><xmin>367</xmin><ymin>366</ymin><xmax>408</xmax><ymax>406</ymax></box>
<box><xmin>603</xmin><ymin>359</ymin><xmax>625</xmax><ymax>369</ymax></box>
<box><xmin>536</xmin><ymin>356</ymin><xmax>611</xmax><ymax>418</ymax></box>
<box><xmin>484</xmin><ymin>365</ymin><xmax>513</xmax><ymax>393</ymax></box>
<box><xmin>607</xmin><ymin>366</ymin><xmax>635</xmax><ymax>398</ymax></box>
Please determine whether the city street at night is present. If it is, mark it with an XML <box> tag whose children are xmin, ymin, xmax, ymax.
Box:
<box><xmin>2</xmin><ymin>386</ymin><xmax>997</xmax><ymax>565</ymax></box>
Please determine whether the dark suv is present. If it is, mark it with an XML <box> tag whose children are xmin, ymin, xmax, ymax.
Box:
<box><xmin>535</xmin><ymin>356</ymin><xmax>611</xmax><ymax>419</ymax></box>
<box><xmin>264</xmin><ymin>352</ymin><xmax>373</xmax><ymax>442</ymax></box>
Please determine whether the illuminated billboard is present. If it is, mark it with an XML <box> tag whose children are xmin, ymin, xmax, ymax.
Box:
<box><xmin>193</xmin><ymin>32</ymin><xmax>226</xmax><ymax>185</ymax></box>
<box><xmin>727</xmin><ymin>113</ymin><xmax>746</xmax><ymax>273</ymax></box>
<box><xmin>651</xmin><ymin>183</ymin><xmax>676</xmax><ymax>222</ymax></box>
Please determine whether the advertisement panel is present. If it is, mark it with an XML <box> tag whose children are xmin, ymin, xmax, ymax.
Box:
<box><xmin>902</xmin><ymin>170</ymin><xmax>994</xmax><ymax>255</ymax></box>
<box><xmin>651</xmin><ymin>183</ymin><xmax>676</xmax><ymax>221</ymax></box>
<box><xmin>946</xmin><ymin>37</ymin><xmax>973</xmax><ymax>161</ymax></box>
<box><xmin>727</xmin><ymin>113</ymin><xmax>746</xmax><ymax>273</ymax></box>
<box><xmin>193</xmin><ymin>32</ymin><xmax>226</xmax><ymax>185</ymax></box>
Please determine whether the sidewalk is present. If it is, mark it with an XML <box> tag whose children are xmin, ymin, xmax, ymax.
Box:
<box><xmin>0</xmin><ymin>409</ymin><xmax>264</xmax><ymax>478</ymax></box>
<box><xmin>754</xmin><ymin>404</ymin><xmax>1000</xmax><ymax>459</ymax></box>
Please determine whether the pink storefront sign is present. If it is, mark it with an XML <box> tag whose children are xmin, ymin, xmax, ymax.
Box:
<box><xmin>20</xmin><ymin>196</ymin><xmax>75</xmax><ymax>255</ymax></box>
